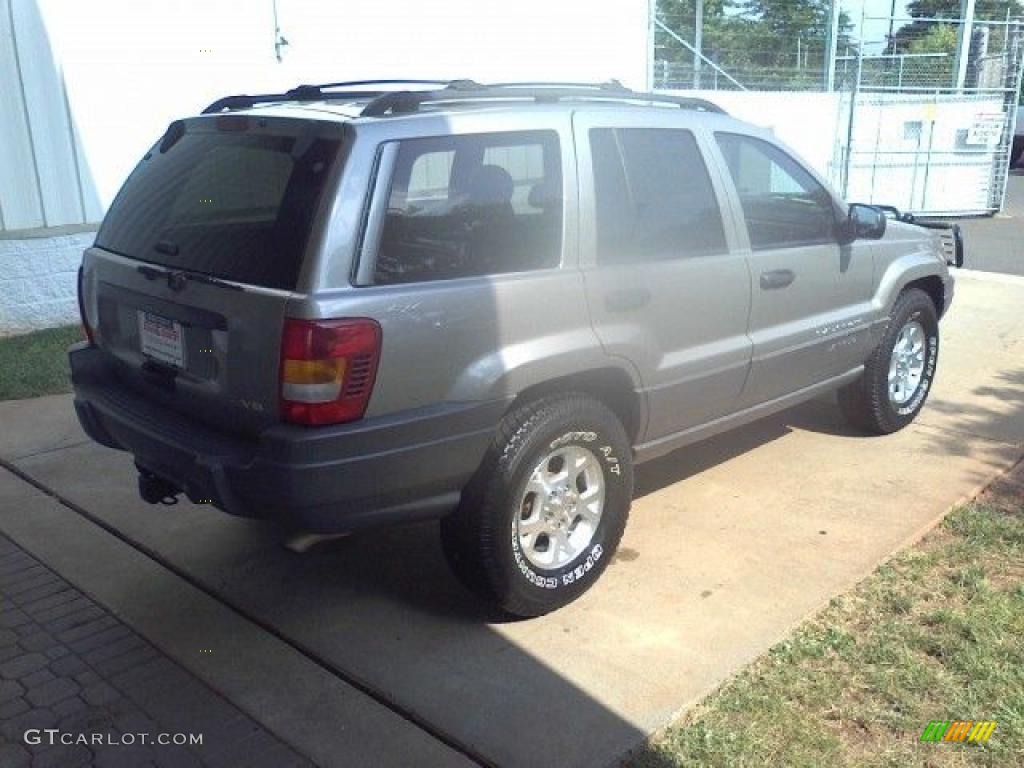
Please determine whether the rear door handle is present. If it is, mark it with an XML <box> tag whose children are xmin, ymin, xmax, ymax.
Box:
<box><xmin>605</xmin><ymin>287</ymin><xmax>652</xmax><ymax>312</ymax></box>
<box><xmin>760</xmin><ymin>269</ymin><xmax>795</xmax><ymax>290</ymax></box>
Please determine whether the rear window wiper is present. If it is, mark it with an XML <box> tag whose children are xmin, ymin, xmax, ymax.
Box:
<box><xmin>136</xmin><ymin>264</ymin><xmax>245</xmax><ymax>292</ymax></box>
<box><xmin>178</xmin><ymin>270</ymin><xmax>245</xmax><ymax>292</ymax></box>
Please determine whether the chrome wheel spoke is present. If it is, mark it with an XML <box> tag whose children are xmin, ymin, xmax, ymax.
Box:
<box><xmin>577</xmin><ymin>503</ymin><xmax>601</xmax><ymax>528</ymax></box>
<box><xmin>887</xmin><ymin>320</ymin><xmax>928</xmax><ymax>406</ymax></box>
<box><xmin>518</xmin><ymin>514</ymin><xmax>546</xmax><ymax>538</ymax></box>
<box><xmin>561</xmin><ymin>446</ymin><xmax>588</xmax><ymax>477</ymax></box>
<box><xmin>524</xmin><ymin>474</ymin><xmax>550</xmax><ymax>499</ymax></box>
<box><xmin>550</xmin><ymin>530</ymin><xmax>571</xmax><ymax>562</ymax></box>
<box><xmin>515</xmin><ymin>441</ymin><xmax>605</xmax><ymax>572</ymax></box>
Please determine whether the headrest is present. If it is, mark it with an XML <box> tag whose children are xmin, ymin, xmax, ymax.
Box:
<box><xmin>466</xmin><ymin>164</ymin><xmax>514</xmax><ymax>207</ymax></box>
<box><xmin>528</xmin><ymin>180</ymin><xmax>560</xmax><ymax>210</ymax></box>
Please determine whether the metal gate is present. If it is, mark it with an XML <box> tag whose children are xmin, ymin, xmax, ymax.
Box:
<box><xmin>833</xmin><ymin>17</ymin><xmax>1024</xmax><ymax>216</ymax></box>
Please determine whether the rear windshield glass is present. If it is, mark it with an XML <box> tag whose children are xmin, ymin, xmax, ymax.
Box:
<box><xmin>96</xmin><ymin>121</ymin><xmax>341</xmax><ymax>290</ymax></box>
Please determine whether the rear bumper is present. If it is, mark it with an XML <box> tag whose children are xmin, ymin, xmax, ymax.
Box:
<box><xmin>70</xmin><ymin>343</ymin><xmax>502</xmax><ymax>532</ymax></box>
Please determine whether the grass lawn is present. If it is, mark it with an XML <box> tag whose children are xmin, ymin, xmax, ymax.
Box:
<box><xmin>632</xmin><ymin>466</ymin><xmax>1024</xmax><ymax>768</ymax></box>
<box><xmin>0</xmin><ymin>325</ymin><xmax>84</xmax><ymax>401</ymax></box>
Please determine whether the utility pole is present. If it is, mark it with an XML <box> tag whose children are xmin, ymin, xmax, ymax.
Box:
<box><xmin>954</xmin><ymin>0</ymin><xmax>977</xmax><ymax>89</ymax></box>
<box><xmin>694</xmin><ymin>0</ymin><xmax>704</xmax><ymax>88</ymax></box>
<box><xmin>648</xmin><ymin>0</ymin><xmax>656</xmax><ymax>90</ymax></box>
<box><xmin>272</xmin><ymin>0</ymin><xmax>289</xmax><ymax>63</ymax></box>
<box><xmin>825</xmin><ymin>0</ymin><xmax>842</xmax><ymax>90</ymax></box>
<box><xmin>887</xmin><ymin>0</ymin><xmax>897</xmax><ymax>50</ymax></box>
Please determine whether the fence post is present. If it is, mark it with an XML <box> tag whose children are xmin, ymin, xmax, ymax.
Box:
<box><xmin>647</xmin><ymin>0</ymin><xmax>656</xmax><ymax>90</ymax></box>
<box><xmin>840</xmin><ymin>44</ymin><xmax>863</xmax><ymax>196</ymax></box>
<box><xmin>694</xmin><ymin>0</ymin><xmax>704</xmax><ymax>88</ymax></box>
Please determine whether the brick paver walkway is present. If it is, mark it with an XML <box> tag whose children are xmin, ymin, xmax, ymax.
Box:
<box><xmin>0</xmin><ymin>534</ymin><xmax>311</xmax><ymax>768</ymax></box>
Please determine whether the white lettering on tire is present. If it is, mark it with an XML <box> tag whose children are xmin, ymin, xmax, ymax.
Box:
<box><xmin>896</xmin><ymin>335</ymin><xmax>937</xmax><ymax>417</ymax></box>
<box><xmin>510</xmin><ymin>528</ymin><xmax>604</xmax><ymax>590</ymax></box>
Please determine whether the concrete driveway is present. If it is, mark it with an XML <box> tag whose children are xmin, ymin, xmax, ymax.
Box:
<box><xmin>1</xmin><ymin>270</ymin><xmax>1023</xmax><ymax>768</ymax></box>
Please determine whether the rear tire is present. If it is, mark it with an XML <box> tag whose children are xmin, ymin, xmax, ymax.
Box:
<box><xmin>838</xmin><ymin>288</ymin><xmax>939</xmax><ymax>434</ymax></box>
<box><xmin>441</xmin><ymin>394</ymin><xmax>633</xmax><ymax>618</ymax></box>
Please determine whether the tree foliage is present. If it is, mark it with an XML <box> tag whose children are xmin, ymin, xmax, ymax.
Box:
<box><xmin>655</xmin><ymin>0</ymin><xmax>1022</xmax><ymax>89</ymax></box>
<box><xmin>888</xmin><ymin>0</ymin><xmax>1024</xmax><ymax>54</ymax></box>
<box><xmin>656</xmin><ymin>0</ymin><xmax>852</xmax><ymax>88</ymax></box>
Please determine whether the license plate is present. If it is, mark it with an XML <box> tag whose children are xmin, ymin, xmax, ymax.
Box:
<box><xmin>138</xmin><ymin>311</ymin><xmax>186</xmax><ymax>368</ymax></box>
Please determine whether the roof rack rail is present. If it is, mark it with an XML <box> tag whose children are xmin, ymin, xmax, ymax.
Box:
<box><xmin>200</xmin><ymin>79</ymin><xmax>727</xmax><ymax>117</ymax></box>
<box><xmin>359</xmin><ymin>80</ymin><xmax>726</xmax><ymax>117</ymax></box>
<box><xmin>201</xmin><ymin>79</ymin><xmax>469</xmax><ymax>114</ymax></box>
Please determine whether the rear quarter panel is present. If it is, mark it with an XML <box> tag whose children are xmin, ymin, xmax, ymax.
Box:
<box><xmin>300</xmin><ymin>108</ymin><xmax>630</xmax><ymax>418</ymax></box>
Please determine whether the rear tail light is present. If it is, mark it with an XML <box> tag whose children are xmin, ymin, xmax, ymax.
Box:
<box><xmin>77</xmin><ymin>266</ymin><xmax>94</xmax><ymax>344</ymax></box>
<box><xmin>279</xmin><ymin>318</ymin><xmax>382</xmax><ymax>426</ymax></box>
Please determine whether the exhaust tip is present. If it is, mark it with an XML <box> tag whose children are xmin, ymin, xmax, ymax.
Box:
<box><xmin>137</xmin><ymin>470</ymin><xmax>181</xmax><ymax>505</ymax></box>
<box><xmin>282</xmin><ymin>531</ymin><xmax>351</xmax><ymax>554</ymax></box>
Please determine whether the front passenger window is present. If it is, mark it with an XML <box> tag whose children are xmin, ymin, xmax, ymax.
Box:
<box><xmin>715</xmin><ymin>133</ymin><xmax>837</xmax><ymax>251</ymax></box>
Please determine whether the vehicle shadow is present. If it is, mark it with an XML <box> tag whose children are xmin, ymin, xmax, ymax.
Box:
<box><xmin>275</xmin><ymin>394</ymin><xmax>858</xmax><ymax>618</ymax></box>
<box><xmin>285</xmin><ymin>358</ymin><xmax>1024</xmax><ymax>622</ymax></box>
<box><xmin>634</xmin><ymin>395</ymin><xmax>857</xmax><ymax>499</ymax></box>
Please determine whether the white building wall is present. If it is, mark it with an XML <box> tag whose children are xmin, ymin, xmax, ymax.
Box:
<box><xmin>0</xmin><ymin>231</ymin><xmax>93</xmax><ymax>335</ymax></box>
<box><xmin>0</xmin><ymin>0</ymin><xmax>103</xmax><ymax>231</ymax></box>
<box><xmin>26</xmin><ymin>0</ymin><xmax>651</xmax><ymax>212</ymax></box>
<box><xmin>1</xmin><ymin>0</ymin><xmax>648</xmax><ymax>334</ymax></box>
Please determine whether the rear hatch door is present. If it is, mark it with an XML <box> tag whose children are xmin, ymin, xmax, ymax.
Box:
<box><xmin>83</xmin><ymin>114</ymin><xmax>344</xmax><ymax>437</ymax></box>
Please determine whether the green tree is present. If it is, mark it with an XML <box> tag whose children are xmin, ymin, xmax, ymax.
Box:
<box><xmin>908</xmin><ymin>23</ymin><xmax>958</xmax><ymax>54</ymax></box>
<box><xmin>655</xmin><ymin>0</ymin><xmax>852</xmax><ymax>89</ymax></box>
<box><xmin>888</xmin><ymin>0</ymin><xmax>1024</xmax><ymax>53</ymax></box>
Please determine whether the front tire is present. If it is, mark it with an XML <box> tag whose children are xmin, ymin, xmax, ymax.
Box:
<box><xmin>838</xmin><ymin>288</ymin><xmax>939</xmax><ymax>434</ymax></box>
<box><xmin>441</xmin><ymin>394</ymin><xmax>633</xmax><ymax>617</ymax></box>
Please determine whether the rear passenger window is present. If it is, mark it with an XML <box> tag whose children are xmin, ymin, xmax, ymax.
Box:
<box><xmin>589</xmin><ymin>128</ymin><xmax>726</xmax><ymax>263</ymax></box>
<box><xmin>373</xmin><ymin>131</ymin><xmax>562</xmax><ymax>285</ymax></box>
<box><xmin>407</xmin><ymin>150</ymin><xmax>454</xmax><ymax>203</ymax></box>
<box><xmin>715</xmin><ymin>133</ymin><xmax>838</xmax><ymax>250</ymax></box>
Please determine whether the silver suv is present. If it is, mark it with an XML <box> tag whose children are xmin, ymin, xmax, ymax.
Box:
<box><xmin>70</xmin><ymin>80</ymin><xmax>959</xmax><ymax>616</ymax></box>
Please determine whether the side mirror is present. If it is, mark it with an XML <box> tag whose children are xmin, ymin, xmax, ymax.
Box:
<box><xmin>843</xmin><ymin>203</ymin><xmax>887</xmax><ymax>242</ymax></box>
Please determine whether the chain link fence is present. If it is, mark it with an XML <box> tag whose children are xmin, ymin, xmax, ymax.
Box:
<box><xmin>833</xmin><ymin>17</ymin><xmax>1023</xmax><ymax>214</ymax></box>
<box><xmin>653</xmin><ymin>6</ymin><xmax>833</xmax><ymax>91</ymax></box>
<box><xmin>653</xmin><ymin>3</ymin><xmax>1024</xmax><ymax>214</ymax></box>
<box><xmin>833</xmin><ymin>19</ymin><xmax>1024</xmax><ymax>92</ymax></box>
<box><xmin>653</xmin><ymin>6</ymin><xmax>1024</xmax><ymax>94</ymax></box>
